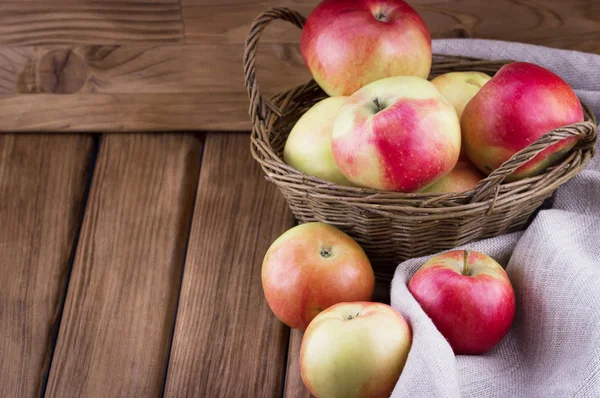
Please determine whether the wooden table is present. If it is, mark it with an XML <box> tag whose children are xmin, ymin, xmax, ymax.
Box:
<box><xmin>0</xmin><ymin>1</ymin><xmax>598</xmax><ymax>397</ymax></box>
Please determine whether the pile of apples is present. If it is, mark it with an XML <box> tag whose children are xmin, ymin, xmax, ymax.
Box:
<box><xmin>262</xmin><ymin>222</ymin><xmax>515</xmax><ymax>398</ymax></box>
<box><xmin>261</xmin><ymin>0</ymin><xmax>586</xmax><ymax>396</ymax></box>
<box><xmin>284</xmin><ymin>0</ymin><xmax>585</xmax><ymax>193</ymax></box>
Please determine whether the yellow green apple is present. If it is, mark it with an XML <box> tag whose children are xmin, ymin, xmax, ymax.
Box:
<box><xmin>300</xmin><ymin>302</ymin><xmax>412</xmax><ymax>398</ymax></box>
<box><xmin>284</xmin><ymin>97</ymin><xmax>353</xmax><ymax>186</ymax></box>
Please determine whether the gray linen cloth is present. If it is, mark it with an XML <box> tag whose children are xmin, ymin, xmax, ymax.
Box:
<box><xmin>391</xmin><ymin>40</ymin><xmax>600</xmax><ymax>398</ymax></box>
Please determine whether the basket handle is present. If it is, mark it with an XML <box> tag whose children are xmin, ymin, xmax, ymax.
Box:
<box><xmin>470</xmin><ymin>111</ymin><xmax>597</xmax><ymax>203</ymax></box>
<box><xmin>244</xmin><ymin>8</ymin><xmax>307</xmax><ymax>126</ymax></box>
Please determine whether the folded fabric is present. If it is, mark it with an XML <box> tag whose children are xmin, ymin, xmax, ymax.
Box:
<box><xmin>390</xmin><ymin>39</ymin><xmax>600</xmax><ymax>398</ymax></box>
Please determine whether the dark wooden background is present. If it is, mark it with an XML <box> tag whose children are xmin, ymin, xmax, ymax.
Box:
<box><xmin>0</xmin><ymin>0</ymin><xmax>598</xmax><ymax>132</ymax></box>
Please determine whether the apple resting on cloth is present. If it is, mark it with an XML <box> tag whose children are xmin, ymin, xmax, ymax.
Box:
<box><xmin>431</xmin><ymin>71</ymin><xmax>491</xmax><ymax>161</ymax></box>
<box><xmin>301</xmin><ymin>0</ymin><xmax>432</xmax><ymax>96</ymax></box>
<box><xmin>262</xmin><ymin>222</ymin><xmax>374</xmax><ymax>331</ymax></box>
<box><xmin>408</xmin><ymin>250</ymin><xmax>516</xmax><ymax>355</ymax></box>
<box><xmin>284</xmin><ymin>97</ymin><xmax>353</xmax><ymax>186</ymax></box>
<box><xmin>462</xmin><ymin>62</ymin><xmax>584</xmax><ymax>180</ymax></box>
<box><xmin>331</xmin><ymin>76</ymin><xmax>461</xmax><ymax>192</ymax></box>
<box><xmin>422</xmin><ymin>161</ymin><xmax>484</xmax><ymax>193</ymax></box>
<box><xmin>300</xmin><ymin>302</ymin><xmax>412</xmax><ymax>398</ymax></box>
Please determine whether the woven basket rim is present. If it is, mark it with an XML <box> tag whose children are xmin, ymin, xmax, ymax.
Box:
<box><xmin>244</xmin><ymin>7</ymin><xmax>598</xmax><ymax>214</ymax></box>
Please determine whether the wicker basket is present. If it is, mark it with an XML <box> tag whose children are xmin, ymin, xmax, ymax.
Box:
<box><xmin>244</xmin><ymin>8</ymin><xmax>598</xmax><ymax>280</ymax></box>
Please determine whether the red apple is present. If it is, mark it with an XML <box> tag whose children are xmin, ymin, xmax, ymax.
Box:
<box><xmin>422</xmin><ymin>161</ymin><xmax>484</xmax><ymax>193</ymax></box>
<box><xmin>462</xmin><ymin>62</ymin><xmax>584</xmax><ymax>180</ymax></box>
<box><xmin>301</xmin><ymin>302</ymin><xmax>412</xmax><ymax>398</ymax></box>
<box><xmin>408</xmin><ymin>250</ymin><xmax>515</xmax><ymax>355</ymax></box>
<box><xmin>332</xmin><ymin>76</ymin><xmax>461</xmax><ymax>192</ymax></box>
<box><xmin>262</xmin><ymin>222</ymin><xmax>375</xmax><ymax>331</ymax></box>
<box><xmin>301</xmin><ymin>0</ymin><xmax>432</xmax><ymax>96</ymax></box>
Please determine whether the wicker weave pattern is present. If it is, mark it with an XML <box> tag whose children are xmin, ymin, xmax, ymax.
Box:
<box><xmin>244</xmin><ymin>8</ymin><xmax>598</xmax><ymax>280</ymax></box>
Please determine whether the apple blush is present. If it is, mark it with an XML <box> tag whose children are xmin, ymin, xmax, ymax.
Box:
<box><xmin>408</xmin><ymin>250</ymin><xmax>516</xmax><ymax>355</ymax></box>
<box><xmin>262</xmin><ymin>222</ymin><xmax>375</xmax><ymax>331</ymax></box>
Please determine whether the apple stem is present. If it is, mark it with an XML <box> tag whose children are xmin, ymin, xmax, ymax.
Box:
<box><xmin>372</xmin><ymin>97</ymin><xmax>383</xmax><ymax>113</ymax></box>
<box><xmin>463</xmin><ymin>250</ymin><xmax>470</xmax><ymax>276</ymax></box>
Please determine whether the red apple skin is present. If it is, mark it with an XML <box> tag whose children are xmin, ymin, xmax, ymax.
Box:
<box><xmin>301</xmin><ymin>302</ymin><xmax>412</xmax><ymax>398</ymax></box>
<box><xmin>332</xmin><ymin>76</ymin><xmax>461</xmax><ymax>192</ymax></box>
<box><xmin>301</xmin><ymin>0</ymin><xmax>432</xmax><ymax>96</ymax></box>
<box><xmin>422</xmin><ymin>161</ymin><xmax>484</xmax><ymax>193</ymax></box>
<box><xmin>262</xmin><ymin>222</ymin><xmax>375</xmax><ymax>331</ymax></box>
<box><xmin>462</xmin><ymin>62</ymin><xmax>584</xmax><ymax>180</ymax></box>
<box><xmin>408</xmin><ymin>250</ymin><xmax>516</xmax><ymax>355</ymax></box>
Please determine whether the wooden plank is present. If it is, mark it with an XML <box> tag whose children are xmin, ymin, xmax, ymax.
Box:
<box><xmin>0</xmin><ymin>93</ymin><xmax>251</xmax><ymax>132</ymax></box>
<box><xmin>0</xmin><ymin>44</ymin><xmax>308</xmax><ymax>131</ymax></box>
<box><xmin>182</xmin><ymin>0</ymin><xmax>600</xmax><ymax>53</ymax></box>
<box><xmin>45</xmin><ymin>134</ymin><xmax>203</xmax><ymax>397</ymax></box>
<box><xmin>0</xmin><ymin>44</ymin><xmax>307</xmax><ymax>96</ymax></box>
<box><xmin>0</xmin><ymin>1</ymin><xmax>183</xmax><ymax>45</ymax></box>
<box><xmin>1</xmin><ymin>0</ymin><xmax>598</xmax><ymax>132</ymax></box>
<box><xmin>284</xmin><ymin>330</ymin><xmax>312</xmax><ymax>398</ymax></box>
<box><xmin>0</xmin><ymin>135</ymin><xmax>94</xmax><ymax>398</ymax></box>
<box><xmin>163</xmin><ymin>133</ymin><xmax>295</xmax><ymax>397</ymax></box>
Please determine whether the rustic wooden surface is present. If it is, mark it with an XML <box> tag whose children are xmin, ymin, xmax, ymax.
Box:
<box><xmin>45</xmin><ymin>135</ymin><xmax>202</xmax><ymax>397</ymax></box>
<box><xmin>0</xmin><ymin>0</ymin><xmax>598</xmax><ymax>132</ymax></box>
<box><xmin>0</xmin><ymin>2</ymin><xmax>598</xmax><ymax>397</ymax></box>
<box><xmin>163</xmin><ymin>133</ymin><xmax>295</xmax><ymax>397</ymax></box>
<box><xmin>0</xmin><ymin>135</ymin><xmax>93</xmax><ymax>398</ymax></box>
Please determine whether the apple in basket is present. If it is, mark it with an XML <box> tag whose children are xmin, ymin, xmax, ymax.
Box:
<box><xmin>301</xmin><ymin>302</ymin><xmax>412</xmax><ymax>398</ymax></box>
<box><xmin>262</xmin><ymin>222</ymin><xmax>375</xmax><ymax>331</ymax></box>
<box><xmin>431</xmin><ymin>71</ymin><xmax>492</xmax><ymax>161</ymax></box>
<box><xmin>462</xmin><ymin>62</ymin><xmax>585</xmax><ymax>180</ymax></box>
<box><xmin>284</xmin><ymin>97</ymin><xmax>354</xmax><ymax>186</ymax></box>
<box><xmin>408</xmin><ymin>250</ymin><xmax>516</xmax><ymax>355</ymax></box>
<box><xmin>301</xmin><ymin>0</ymin><xmax>432</xmax><ymax>96</ymax></box>
<box><xmin>331</xmin><ymin>76</ymin><xmax>461</xmax><ymax>192</ymax></box>
<box><xmin>422</xmin><ymin>161</ymin><xmax>484</xmax><ymax>194</ymax></box>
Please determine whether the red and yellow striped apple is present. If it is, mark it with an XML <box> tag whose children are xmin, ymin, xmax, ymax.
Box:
<box><xmin>284</xmin><ymin>97</ymin><xmax>353</xmax><ymax>185</ymax></box>
<box><xmin>301</xmin><ymin>0</ymin><xmax>432</xmax><ymax>96</ymax></box>
<box><xmin>462</xmin><ymin>62</ymin><xmax>584</xmax><ymax>180</ymax></box>
<box><xmin>331</xmin><ymin>76</ymin><xmax>461</xmax><ymax>192</ymax></box>
<box><xmin>300</xmin><ymin>302</ymin><xmax>412</xmax><ymax>398</ymax></box>
<box><xmin>422</xmin><ymin>161</ymin><xmax>484</xmax><ymax>193</ymax></box>
<box><xmin>262</xmin><ymin>223</ymin><xmax>374</xmax><ymax>331</ymax></box>
<box><xmin>408</xmin><ymin>250</ymin><xmax>516</xmax><ymax>355</ymax></box>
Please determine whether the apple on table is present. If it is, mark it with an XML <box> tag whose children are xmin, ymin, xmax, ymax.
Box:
<box><xmin>262</xmin><ymin>222</ymin><xmax>375</xmax><ymax>331</ymax></box>
<box><xmin>409</xmin><ymin>250</ymin><xmax>516</xmax><ymax>355</ymax></box>
<box><xmin>301</xmin><ymin>302</ymin><xmax>412</xmax><ymax>398</ymax></box>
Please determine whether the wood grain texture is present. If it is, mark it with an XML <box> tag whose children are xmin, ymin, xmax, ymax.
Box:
<box><xmin>0</xmin><ymin>1</ymin><xmax>183</xmax><ymax>45</ymax></box>
<box><xmin>0</xmin><ymin>0</ymin><xmax>598</xmax><ymax>132</ymax></box>
<box><xmin>45</xmin><ymin>134</ymin><xmax>203</xmax><ymax>397</ymax></box>
<box><xmin>182</xmin><ymin>0</ymin><xmax>600</xmax><ymax>53</ymax></box>
<box><xmin>0</xmin><ymin>135</ymin><xmax>94</xmax><ymax>398</ymax></box>
<box><xmin>0</xmin><ymin>44</ymin><xmax>307</xmax><ymax>131</ymax></box>
<box><xmin>284</xmin><ymin>330</ymin><xmax>312</xmax><ymax>398</ymax></box>
<box><xmin>163</xmin><ymin>133</ymin><xmax>295</xmax><ymax>398</ymax></box>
